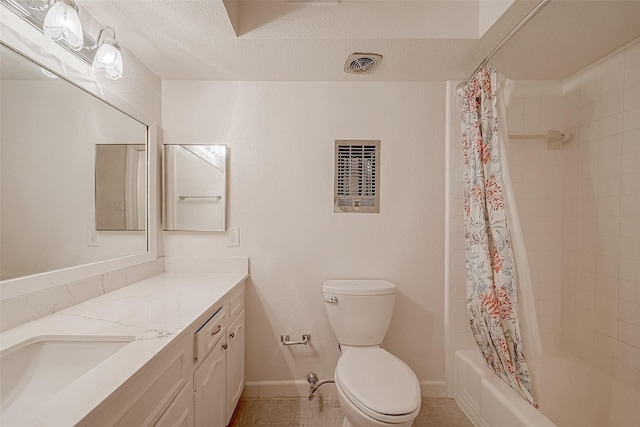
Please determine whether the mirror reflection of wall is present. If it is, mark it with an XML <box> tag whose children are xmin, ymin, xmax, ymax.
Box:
<box><xmin>0</xmin><ymin>43</ymin><xmax>148</xmax><ymax>281</ymax></box>
<box><xmin>95</xmin><ymin>144</ymin><xmax>146</xmax><ymax>231</ymax></box>
<box><xmin>163</xmin><ymin>144</ymin><xmax>227</xmax><ymax>232</ymax></box>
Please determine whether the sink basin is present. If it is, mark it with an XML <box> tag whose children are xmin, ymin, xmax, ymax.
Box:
<box><xmin>0</xmin><ymin>335</ymin><xmax>133</xmax><ymax>419</ymax></box>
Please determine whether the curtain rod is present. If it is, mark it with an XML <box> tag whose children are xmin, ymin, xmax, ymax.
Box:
<box><xmin>457</xmin><ymin>0</ymin><xmax>552</xmax><ymax>94</ymax></box>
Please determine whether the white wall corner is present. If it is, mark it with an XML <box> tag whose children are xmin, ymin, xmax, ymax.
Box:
<box><xmin>478</xmin><ymin>0</ymin><xmax>516</xmax><ymax>37</ymax></box>
<box><xmin>421</xmin><ymin>380</ymin><xmax>449</xmax><ymax>398</ymax></box>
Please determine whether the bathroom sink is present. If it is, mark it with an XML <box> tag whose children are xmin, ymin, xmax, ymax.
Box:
<box><xmin>0</xmin><ymin>335</ymin><xmax>133</xmax><ymax>418</ymax></box>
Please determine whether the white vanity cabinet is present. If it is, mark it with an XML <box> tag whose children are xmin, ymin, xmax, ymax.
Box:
<box><xmin>225</xmin><ymin>309</ymin><xmax>245</xmax><ymax>425</ymax></box>
<box><xmin>188</xmin><ymin>283</ymin><xmax>246</xmax><ymax>427</ymax></box>
<box><xmin>155</xmin><ymin>380</ymin><xmax>194</xmax><ymax>427</ymax></box>
<box><xmin>75</xmin><ymin>280</ymin><xmax>246</xmax><ymax>427</ymax></box>
<box><xmin>193</xmin><ymin>333</ymin><xmax>227</xmax><ymax>427</ymax></box>
<box><xmin>78</xmin><ymin>333</ymin><xmax>192</xmax><ymax>427</ymax></box>
<box><xmin>193</xmin><ymin>307</ymin><xmax>226</xmax><ymax>427</ymax></box>
<box><xmin>189</xmin><ymin>283</ymin><xmax>246</xmax><ymax>427</ymax></box>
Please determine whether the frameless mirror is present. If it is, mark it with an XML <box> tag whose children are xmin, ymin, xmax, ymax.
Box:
<box><xmin>163</xmin><ymin>144</ymin><xmax>227</xmax><ymax>232</ymax></box>
<box><xmin>0</xmin><ymin>43</ymin><xmax>148</xmax><ymax>281</ymax></box>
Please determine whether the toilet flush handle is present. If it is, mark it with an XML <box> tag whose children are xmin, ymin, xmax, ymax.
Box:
<box><xmin>324</xmin><ymin>296</ymin><xmax>338</xmax><ymax>304</ymax></box>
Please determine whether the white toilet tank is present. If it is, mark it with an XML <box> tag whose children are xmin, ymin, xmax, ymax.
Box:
<box><xmin>323</xmin><ymin>280</ymin><xmax>397</xmax><ymax>346</ymax></box>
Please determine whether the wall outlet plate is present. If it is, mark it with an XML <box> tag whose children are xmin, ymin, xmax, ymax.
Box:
<box><xmin>227</xmin><ymin>227</ymin><xmax>239</xmax><ymax>247</ymax></box>
<box><xmin>88</xmin><ymin>230</ymin><xmax>100</xmax><ymax>247</ymax></box>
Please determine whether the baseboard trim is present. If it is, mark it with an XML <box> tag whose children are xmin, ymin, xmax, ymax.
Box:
<box><xmin>242</xmin><ymin>380</ymin><xmax>449</xmax><ymax>399</ymax></box>
<box><xmin>242</xmin><ymin>380</ymin><xmax>337</xmax><ymax>399</ymax></box>
<box><xmin>421</xmin><ymin>380</ymin><xmax>449</xmax><ymax>398</ymax></box>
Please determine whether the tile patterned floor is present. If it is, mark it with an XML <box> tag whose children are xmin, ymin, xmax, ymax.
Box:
<box><xmin>229</xmin><ymin>397</ymin><xmax>474</xmax><ymax>427</ymax></box>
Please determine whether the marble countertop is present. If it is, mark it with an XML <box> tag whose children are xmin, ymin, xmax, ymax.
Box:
<box><xmin>0</xmin><ymin>271</ymin><xmax>248</xmax><ymax>426</ymax></box>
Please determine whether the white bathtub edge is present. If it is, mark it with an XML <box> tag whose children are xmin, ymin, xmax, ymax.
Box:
<box><xmin>454</xmin><ymin>350</ymin><xmax>556</xmax><ymax>427</ymax></box>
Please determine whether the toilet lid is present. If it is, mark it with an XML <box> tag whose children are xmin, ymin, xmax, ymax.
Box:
<box><xmin>336</xmin><ymin>348</ymin><xmax>421</xmax><ymax>422</ymax></box>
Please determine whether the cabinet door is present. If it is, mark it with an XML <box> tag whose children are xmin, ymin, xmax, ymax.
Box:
<box><xmin>155</xmin><ymin>381</ymin><xmax>193</xmax><ymax>427</ymax></box>
<box><xmin>225</xmin><ymin>310</ymin><xmax>245</xmax><ymax>426</ymax></box>
<box><xmin>194</xmin><ymin>337</ymin><xmax>225</xmax><ymax>427</ymax></box>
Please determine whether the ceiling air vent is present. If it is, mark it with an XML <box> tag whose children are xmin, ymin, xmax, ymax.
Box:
<box><xmin>334</xmin><ymin>140</ymin><xmax>380</xmax><ymax>213</ymax></box>
<box><xmin>344</xmin><ymin>53</ymin><xmax>383</xmax><ymax>74</ymax></box>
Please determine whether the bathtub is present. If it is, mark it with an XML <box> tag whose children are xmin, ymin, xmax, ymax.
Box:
<box><xmin>454</xmin><ymin>350</ymin><xmax>640</xmax><ymax>427</ymax></box>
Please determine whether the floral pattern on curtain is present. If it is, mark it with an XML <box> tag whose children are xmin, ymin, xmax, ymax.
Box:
<box><xmin>461</xmin><ymin>68</ymin><xmax>537</xmax><ymax>407</ymax></box>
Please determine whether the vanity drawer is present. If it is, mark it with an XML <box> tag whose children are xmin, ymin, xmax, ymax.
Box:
<box><xmin>194</xmin><ymin>308</ymin><xmax>225</xmax><ymax>360</ymax></box>
<box><xmin>226</xmin><ymin>283</ymin><xmax>245</xmax><ymax>321</ymax></box>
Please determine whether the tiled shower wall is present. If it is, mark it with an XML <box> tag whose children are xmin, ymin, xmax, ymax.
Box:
<box><xmin>561</xmin><ymin>38</ymin><xmax>640</xmax><ymax>390</ymax></box>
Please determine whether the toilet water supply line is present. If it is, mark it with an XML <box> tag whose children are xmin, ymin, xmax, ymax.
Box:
<box><xmin>307</xmin><ymin>372</ymin><xmax>335</xmax><ymax>401</ymax></box>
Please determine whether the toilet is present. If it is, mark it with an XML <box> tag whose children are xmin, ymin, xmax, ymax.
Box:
<box><xmin>323</xmin><ymin>280</ymin><xmax>421</xmax><ymax>427</ymax></box>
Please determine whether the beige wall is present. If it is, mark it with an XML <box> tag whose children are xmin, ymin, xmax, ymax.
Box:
<box><xmin>162</xmin><ymin>81</ymin><xmax>447</xmax><ymax>391</ymax></box>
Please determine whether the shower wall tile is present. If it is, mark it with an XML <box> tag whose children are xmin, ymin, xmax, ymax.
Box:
<box><xmin>623</xmin><ymin>107</ymin><xmax>640</xmax><ymax>131</ymax></box>
<box><xmin>620</xmin><ymin>238</ymin><xmax>640</xmax><ymax>259</ymax></box>
<box><xmin>576</xmin><ymin>271</ymin><xmax>596</xmax><ymax>292</ymax></box>
<box><xmin>624</xmin><ymin>64</ymin><xmax>640</xmax><ymax>90</ymax></box>
<box><xmin>623</xmin><ymin>85</ymin><xmax>640</xmax><ymax>110</ymax></box>
<box><xmin>576</xmin><ymin>305</ymin><xmax>596</xmax><ymax>329</ymax></box>
<box><xmin>595</xmin><ymin>275</ymin><xmax>619</xmax><ymax>298</ymax></box>
<box><xmin>620</xmin><ymin>216</ymin><xmax>640</xmax><ymax>239</ymax></box>
<box><xmin>595</xmin><ymin>294</ymin><xmax>618</xmax><ymax>317</ymax></box>
<box><xmin>600</xmin><ymin>71</ymin><xmax>625</xmax><ymax>98</ymax></box>
<box><xmin>601</xmin><ymin>49</ymin><xmax>626</xmax><ymax>76</ymax></box>
<box><xmin>620</xmin><ymin>301</ymin><xmax>640</xmax><ymax>327</ymax></box>
<box><xmin>600</xmin><ymin>93</ymin><xmax>624</xmax><ymax>118</ymax></box>
<box><xmin>620</xmin><ymin>259</ymin><xmax>640</xmax><ymax>283</ymax></box>
<box><xmin>597</xmin><ymin>236</ymin><xmax>619</xmax><ymax>258</ymax></box>
<box><xmin>618</xmin><ymin>341</ymin><xmax>640</xmax><ymax>370</ymax></box>
<box><xmin>594</xmin><ymin>313</ymin><xmax>618</xmax><ymax>338</ymax></box>
<box><xmin>618</xmin><ymin>321</ymin><xmax>640</xmax><ymax>348</ymax></box>
<box><xmin>626</xmin><ymin>39</ymin><xmax>640</xmax><ymax>68</ymax></box>
<box><xmin>561</xmin><ymin>36</ymin><xmax>640</xmax><ymax>390</ymax></box>
<box><xmin>600</xmin><ymin>113</ymin><xmax>624</xmax><ymax>137</ymax></box>
<box><xmin>502</xmin><ymin>78</ymin><xmax>564</xmax><ymax>352</ymax></box>
<box><xmin>594</xmin><ymin>352</ymin><xmax>618</xmax><ymax>377</ymax></box>
<box><xmin>523</xmin><ymin>97</ymin><xmax>543</xmax><ymax>133</ymax></box>
<box><xmin>576</xmin><ymin>289</ymin><xmax>596</xmax><ymax>310</ymax></box>
<box><xmin>506</xmin><ymin>97</ymin><xmax>524</xmax><ymax>132</ymax></box>
<box><xmin>620</xmin><ymin>280</ymin><xmax>640</xmax><ymax>305</ymax></box>
<box><xmin>595</xmin><ymin>332</ymin><xmax>619</xmax><ymax>358</ymax></box>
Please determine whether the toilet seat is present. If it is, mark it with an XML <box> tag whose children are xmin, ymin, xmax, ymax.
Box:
<box><xmin>335</xmin><ymin>347</ymin><xmax>421</xmax><ymax>424</ymax></box>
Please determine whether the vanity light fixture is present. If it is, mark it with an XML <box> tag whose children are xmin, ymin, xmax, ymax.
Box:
<box><xmin>92</xmin><ymin>27</ymin><xmax>123</xmax><ymax>80</ymax></box>
<box><xmin>42</xmin><ymin>0</ymin><xmax>83</xmax><ymax>50</ymax></box>
<box><xmin>1</xmin><ymin>0</ymin><xmax>125</xmax><ymax>80</ymax></box>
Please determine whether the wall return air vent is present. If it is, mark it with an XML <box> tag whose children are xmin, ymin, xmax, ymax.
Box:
<box><xmin>334</xmin><ymin>140</ymin><xmax>380</xmax><ymax>213</ymax></box>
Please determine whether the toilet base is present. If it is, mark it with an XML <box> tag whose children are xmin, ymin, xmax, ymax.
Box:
<box><xmin>341</xmin><ymin>416</ymin><xmax>414</xmax><ymax>427</ymax></box>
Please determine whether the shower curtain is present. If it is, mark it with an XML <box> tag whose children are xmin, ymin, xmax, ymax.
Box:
<box><xmin>460</xmin><ymin>67</ymin><xmax>539</xmax><ymax>407</ymax></box>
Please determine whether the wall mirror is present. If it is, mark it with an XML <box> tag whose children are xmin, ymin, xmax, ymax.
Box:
<box><xmin>163</xmin><ymin>144</ymin><xmax>227</xmax><ymax>232</ymax></box>
<box><xmin>0</xmin><ymin>42</ymin><xmax>149</xmax><ymax>283</ymax></box>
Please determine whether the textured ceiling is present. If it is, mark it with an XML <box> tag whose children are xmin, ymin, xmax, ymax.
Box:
<box><xmin>77</xmin><ymin>0</ymin><xmax>640</xmax><ymax>82</ymax></box>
